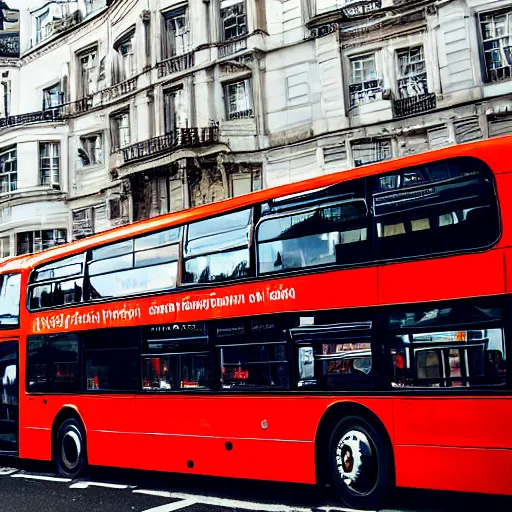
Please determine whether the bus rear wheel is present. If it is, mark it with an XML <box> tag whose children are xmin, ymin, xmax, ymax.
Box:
<box><xmin>55</xmin><ymin>418</ymin><xmax>87</xmax><ymax>478</ymax></box>
<box><xmin>328</xmin><ymin>415</ymin><xmax>393</xmax><ymax>510</ymax></box>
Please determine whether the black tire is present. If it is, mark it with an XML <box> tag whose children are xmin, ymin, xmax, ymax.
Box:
<box><xmin>328</xmin><ymin>415</ymin><xmax>394</xmax><ymax>510</ymax></box>
<box><xmin>55</xmin><ymin>417</ymin><xmax>87</xmax><ymax>478</ymax></box>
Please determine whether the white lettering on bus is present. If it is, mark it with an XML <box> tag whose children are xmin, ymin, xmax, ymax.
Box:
<box><xmin>269</xmin><ymin>288</ymin><xmax>296</xmax><ymax>301</ymax></box>
<box><xmin>148</xmin><ymin>302</ymin><xmax>176</xmax><ymax>316</ymax></box>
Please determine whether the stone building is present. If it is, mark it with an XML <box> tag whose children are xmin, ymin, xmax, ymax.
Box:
<box><xmin>0</xmin><ymin>0</ymin><xmax>511</xmax><ymax>256</ymax></box>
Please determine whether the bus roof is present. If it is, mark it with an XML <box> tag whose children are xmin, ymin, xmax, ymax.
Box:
<box><xmin>3</xmin><ymin>135</ymin><xmax>511</xmax><ymax>273</ymax></box>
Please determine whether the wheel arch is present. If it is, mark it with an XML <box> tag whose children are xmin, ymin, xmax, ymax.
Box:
<box><xmin>314</xmin><ymin>400</ymin><xmax>395</xmax><ymax>486</ymax></box>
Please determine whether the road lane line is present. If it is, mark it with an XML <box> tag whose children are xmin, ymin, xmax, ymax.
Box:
<box><xmin>133</xmin><ymin>490</ymin><xmax>174</xmax><ymax>498</ymax></box>
<box><xmin>0</xmin><ymin>468</ymin><xmax>19</xmax><ymax>476</ymax></box>
<box><xmin>69</xmin><ymin>481</ymin><xmax>130</xmax><ymax>489</ymax></box>
<box><xmin>11</xmin><ymin>474</ymin><xmax>72</xmax><ymax>483</ymax></box>
<box><xmin>142</xmin><ymin>499</ymin><xmax>197</xmax><ymax>512</ymax></box>
<box><xmin>166</xmin><ymin>492</ymin><xmax>312</xmax><ymax>512</ymax></box>
<box><xmin>317</xmin><ymin>507</ymin><xmax>374</xmax><ymax>512</ymax></box>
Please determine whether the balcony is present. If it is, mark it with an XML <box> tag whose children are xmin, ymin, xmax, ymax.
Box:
<box><xmin>0</xmin><ymin>108</ymin><xmax>62</xmax><ymax>129</ymax></box>
<box><xmin>218</xmin><ymin>37</ymin><xmax>247</xmax><ymax>58</ymax></box>
<box><xmin>156</xmin><ymin>52</ymin><xmax>194</xmax><ymax>79</ymax></box>
<box><xmin>394</xmin><ymin>92</ymin><xmax>437</xmax><ymax>118</ymax></box>
<box><xmin>120</xmin><ymin>126</ymin><xmax>220</xmax><ymax>165</ymax></box>
<box><xmin>60</xmin><ymin>76</ymin><xmax>138</xmax><ymax>116</ymax></box>
<box><xmin>0</xmin><ymin>32</ymin><xmax>19</xmax><ymax>58</ymax></box>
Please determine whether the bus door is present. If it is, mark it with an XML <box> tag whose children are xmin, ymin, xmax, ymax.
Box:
<box><xmin>290</xmin><ymin>322</ymin><xmax>374</xmax><ymax>390</ymax></box>
<box><xmin>0</xmin><ymin>339</ymin><xmax>18</xmax><ymax>454</ymax></box>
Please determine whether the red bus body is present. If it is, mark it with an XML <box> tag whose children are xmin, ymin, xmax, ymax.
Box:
<box><xmin>1</xmin><ymin>136</ymin><xmax>512</xmax><ymax>499</ymax></box>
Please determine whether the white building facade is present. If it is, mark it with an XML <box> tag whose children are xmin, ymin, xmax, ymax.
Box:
<box><xmin>0</xmin><ymin>0</ymin><xmax>512</xmax><ymax>256</ymax></box>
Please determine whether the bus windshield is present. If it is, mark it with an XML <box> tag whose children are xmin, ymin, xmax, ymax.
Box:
<box><xmin>0</xmin><ymin>274</ymin><xmax>21</xmax><ymax>327</ymax></box>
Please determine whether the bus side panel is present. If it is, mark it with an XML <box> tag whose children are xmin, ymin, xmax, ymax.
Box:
<box><xmin>135</xmin><ymin>396</ymin><xmax>394</xmax><ymax>484</ymax></box>
<box><xmin>393</xmin><ymin>397</ymin><xmax>512</xmax><ymax>495</ymax></box>
<box><xmin>378</xmin><ymin>250</ymin><xmax>505</xmax><ymax>305</ymax></box>
<box><xmin>393</xmin><ymin>397</ymin><xmax>512</xmax><ymax>449</ymax></box>
<box><xmin>77</xmin><ymin>395</ymin><xmax>137</xmax><ymax>469</ymax></box>
<box><xmin>394</xmin><ymin>445</ymin><xmax>512</xmax><ymax>495</ymax></box>
<box><xmin>19</xmin><ymin>425</ymin><xmax>52</xmax><ymax>461</ymax></box>
<box><xmin>19</xmin><ymin>395</ymin><xmax>60</xmax><ymax>461</ymax></box>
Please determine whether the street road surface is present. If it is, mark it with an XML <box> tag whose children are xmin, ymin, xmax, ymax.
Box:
<box><xmin>0</xmin><ymin>459</ymin><xmax>510</xmax><ymax>512</ymax></box>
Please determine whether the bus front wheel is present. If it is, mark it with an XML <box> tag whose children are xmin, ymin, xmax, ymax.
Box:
<box><xmin>55</xmin><ymin>418</ymin><xmax>87</xmax><ymax>478</ymax></box>
<box><xmin>328</xmin><ymin>415</ymin><xmax>393</xmax><ymax>510</ymax></box>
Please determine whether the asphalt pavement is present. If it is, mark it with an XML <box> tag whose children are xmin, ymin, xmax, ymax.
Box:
<box><xmin>0</xmin><ymin>459</ymin><xmax>510</xmax><ymax>512</ymax></box>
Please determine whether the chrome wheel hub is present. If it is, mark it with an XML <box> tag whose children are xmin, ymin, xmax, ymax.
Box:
<box><xmin>335</xmin><ymin>429</ymin><xmax>376</xmax><ymax>495</ymax></box>
<box><xmin>62</xmin><ymin>430</ymin><xmax>81</xmax><ymax>470</ymax></box>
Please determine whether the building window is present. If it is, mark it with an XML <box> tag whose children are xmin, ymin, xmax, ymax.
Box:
<box><xmin>0</xmin><ymin>147</ymin><xmax>17</xmax><ymax>194</ymax></box>
<box><xmin>162</xmin><ymin>7</ymin><xmax>190</xmax><ymax>59</ymax></box>
<box><xmin>110</xmin><ymin>111</ymin><xmax>130</xmax><ymax>151</ymax></box>
<box><xmin>108</xmin><ymin>197</ymin><xmax>121</xmax><ymax>219</ymax></box>
<box><xmin>349</xmin><ymin>53</ymin><xmax>382</xmax><ymax>107</ymax></box>
<box><xmin>39</xmin><ymin>142</ymin><xmax>60</xmax><ymax>185</ymax></box>
<box><xmin>230</xmin><ymin>166</ymin><xmax>261</xmax><ymax>197</ymax></box>
<box><xmin>221</xmin><ymin>2</ymin><xmax>247</xmax><ymax>41</ymax></box>
<box><xmin>16</xmin><ymin>229</ymin><xmax>66</xmax><ymax>255</ymax></box>
<box><xmin>352</xmin><ymin>139</ymin><xmax>391</xmax><ymax>167</ymax></box>
<box><xmin>480</xmin><ymin>9</ymin><xmax>512</xmax><ymax>83</ymax></box>
<box><xmin>78</xmin><ymin>48</ymin><xmax>98</xmax><ymax>98</ymax></box>
<box><xmin>396</xmin><ymin>46</ymin><xmax>427</xmax><ymax>98</ymax></box>
<box><xmin>163</xmin><ymin>87</ymin><xmax>184</xmax><ymax>133</ymax></box>
<box><xmin>72</xmin><ymin>208</ymin><xmax>94</xmax><ymax>240</ymax></box>
<box><xmin>0</xmin><ymin>236</ymin><xmax>9</xmax><ymax>259</ymax></box>
<box><xmin>85</xmin><ymin>0</ymin><xmax>95</xmax><ymax>15</ymax></box>
<box><xmin>43</xmin><ymin>83</ymin><xmax>63</xmax><ymax>109</ymax></box>
<box><xmin>225</xmin><ymin>79</ymin><xmax>253</xmax><ymax>120</ymax></box>
<box><xmin>113</xmin><ymin>32</ymin><xmax>136</xmax><ymax>84</ymax></box>
<box><xmin>35</xmin><ymin>9</ymin><xmax>50</xmax><ymax>44</ymax></box>
<box><xmin>1</xmin><ymin>80</ymin><xmax>11</xmax><ymax>118</ymax></box>
<box><xmin>78</xmin><ymin>134</ymin><xmax>103</xmax><ymax>167</ymax></box>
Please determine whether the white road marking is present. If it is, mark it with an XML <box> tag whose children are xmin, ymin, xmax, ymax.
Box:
<box><xmin>11</xmin><ymin>474</ymin><xmax>72</xmax><ymax>483</ymax></box>
<box><xmin>164</xmin><ymin>492</ymin><xmax>313</xmax><ymax>512</ymax></box>
<box><xmin>134</xmin><ymin>490</ymin><xmax>174</xmax><ymax>498</ymax></box>
<box><xmin>317</xmin><ymin>507</ymin><xmax>374</xmax><ymax>512</ymax></box>
<box><xmin>69</xmin><ymin>481</ymin><xmax>131</xmax><ymax>489</ymax></box>
<box><xmin>0</xmin><ymin>468</ymin><xmax>19</xmax><ymax>476</ymax></box>
<box><xmin>142</xmin><ymin>499</ymin><xmax>197</xmax><ymax>512</ymax></box>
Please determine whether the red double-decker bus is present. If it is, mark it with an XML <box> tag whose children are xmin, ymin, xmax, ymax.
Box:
<box><xmin>1</xmin><ymin>136</ymin><xmax>512</xmax><ymax>509</ymax></box>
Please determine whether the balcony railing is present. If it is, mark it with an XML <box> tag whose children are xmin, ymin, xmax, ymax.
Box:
<box><xmin>228</xmin><ymin>108</ymin><xmax>254</xmax><ymax>121</ymax></box>
<box><xmin>60</xmin><ymin>76</ymin><xmax>138</xmax><ymax>116</ymax></box>
<box><xmin>100</xmin><ymin>76</ymin><xmax>138</xmax><ymax>102</ymax></box>
<box><xmin>156</xmin><ymin>52</ymin><xmax>195</xmax><ymax>79</ymax></box>
<box><xmin>0</xmin><ymin>32</ymin><xmax>20</xmax><ymax>58</ymax></box>
<box><xmin>0</xmin><ymin>107</ymin><xmax>62</xmax><ymax>129</ymax></box>
<box><xmin>121</xmin><ymin>126</ymin><xmax>220</xmax><ymax>165</ymax></box>
<box><xmin>218</xmin><ymin>37</ymin><xmax>247</xmax><ymax>58</ymax></box>
<box><xmin>394</xmin><ymin>92</ymin><xmax>437</xmax><ymax>118</ymax></box>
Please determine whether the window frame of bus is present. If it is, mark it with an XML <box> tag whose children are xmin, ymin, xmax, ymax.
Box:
<box><xmin>28</xmin><ymin>253</ymin><xmax>87</xmax><ymax>311</ymax></box>
<box><xmin>0</xmin><ymin>273</ymin><xmax>21</xmax><ymax>328</ymax></box>
<box><xmin>371</xmin><ymin>156</ymin><xmax>501</xmax><ymax>262</ymax></box>
<box><xmin>84</xmin><ymin>327</ymin><xmax>142</xmax><ymax>392</ymax></box>
<box><xmin>27</xmin><ymin>226</ymin><xmax>184</xmax><ymax>311</ymax></box>
<box><xmin>255</xmin><ymin>181</ymin><xmax>370</xmax><ymax>276</ymax></box>
<box><xmin>214</xmin><ymin>317</ymin><xmax>291</xmax><ymax>390</ymax></box>
<box><xmin>87</xmin><ymin>225</ymin><xmax>182</xmax><ymax>300</ymax></box>
<box><xmin>379</xmin><ymin>297</ymin><xmax>509</xmax><ymax>390</ymax></box>
<box><xmin>26</xmin><ymin>333</ymin><xmax>80</xmax><ymax>393</ymax></box>
<box><xmin>255</xmin><ymin>156</ymin><xmax>500</xmax><ymax>276</ymax></box>
<box><xmin>182</xmin><ymin>207</ymin><xmax>255</xmax><ymax>285</ymax></box>
<box><xmin>142</xmin><ymin>322</ymin><xmax>214</xmax><ymax>391</ymax></box>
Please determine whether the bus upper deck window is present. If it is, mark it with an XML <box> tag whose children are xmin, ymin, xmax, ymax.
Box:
<box><xmin>0</xmin><ymin>274</ymin><xmax>21</xmax><ymax>327</ymax></box>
